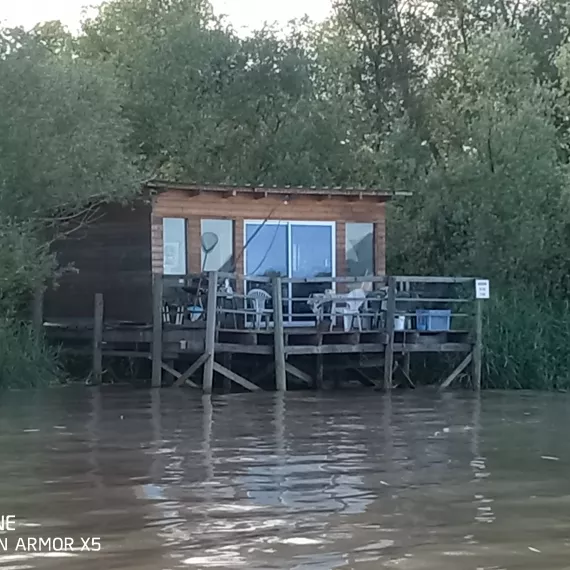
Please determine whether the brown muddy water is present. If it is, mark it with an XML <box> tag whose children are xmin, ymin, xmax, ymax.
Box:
<box><xmin>0</xmin><ymin>388</ymin><xmax>568</xmax><ymax>569</ymax></box>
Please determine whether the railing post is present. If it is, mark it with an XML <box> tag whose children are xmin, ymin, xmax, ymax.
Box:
<box><xmin>272</xmin><ymin>276</ymin><xmax>287</xmax><ymax>392</ymax></box>
<box><xmin>152</xmin><ymin>274</ymin><xmax>163</xmax><ymax>388</ymax></box>
<box><xmin>472</xmin><ymin>298</ymin><xmax>483</xmax><ymax>391</ymax></box>
<box><xmin>93</xmin><ymin>293</ymin><xmax>104</xmax><ymax>385</ymax></box>
<box><xmin>203</xmin><ymin>271</ymin><xmax>218</xmax><ymax>394</ymax></box>
<box><xmin>383</xmin><ymin>276</ymin><xmax>396</xmax><ymax>391</ymax></box>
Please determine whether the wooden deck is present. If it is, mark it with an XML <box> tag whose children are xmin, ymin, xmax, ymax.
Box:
<box><xmin>43</xmin><ymin>273</ymin><xmax>484</xmax><ymax>393</ymax></box>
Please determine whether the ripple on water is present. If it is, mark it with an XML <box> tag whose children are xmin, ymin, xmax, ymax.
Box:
<box><xmin>0</xmin><ymin>389</ymin><xmax>569</xmax><ymax>569</ymax></box>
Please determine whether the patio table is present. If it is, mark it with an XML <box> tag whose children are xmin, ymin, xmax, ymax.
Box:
<box><xmin>308</xmin><ymin>289</ymin><xmax>388</xmax><ymax>330</ymax></box>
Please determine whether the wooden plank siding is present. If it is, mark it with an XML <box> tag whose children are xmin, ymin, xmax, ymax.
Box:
<box><xmin>153</xmin><ymin>190</ymin><xmax>387</xmax><ymax>277</ymax></box>
<box><xmin>234</xmin><ymin>217</ymin><xmax>245</xmax><ymax>277</ymax></box>
<box><xmin>43</xmin><ymin>187</ymin><xmax>389</xmax><ymax>327</ymax></box>
<box><xmin>45</xmin><ymin>202</ymin><xmax>153</xmax><ymax>323</ymax></box>
<box><xmin>336</xmin><ymin>222</ymin><xmax>347</xmax><ymax>293</ymax></box>
<box><xmin>374</xmin><ymin>218</ymin><xmax>386</xmax><ymax>276</ymax></box>
<box><xmin>151</xmin><ymin>213</ymin><xmax>163</xmax><ymax>276</ymax></box>
<box><xmin>154</xmin><ymin>191</ymin><xmax>383</xmax><ymax>221</ymax></box>
<box><xmin>187</xmin><ymin>216</ymin><xmax>201</xmax><ymax>273</ymax></box>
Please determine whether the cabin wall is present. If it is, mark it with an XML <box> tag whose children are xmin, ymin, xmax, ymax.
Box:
<box><xmin>44</xmin><ymin>201</ymin><xmax>153</xmax><ymax>323</ymax></box>
<box><xmin>152</xmin><ymin>191</ymin><xmax>387</xmax><ymax>276</ymax></box>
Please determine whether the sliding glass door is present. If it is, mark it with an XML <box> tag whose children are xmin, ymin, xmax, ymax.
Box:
<box><xmin>245</xmin><ymin>222</ymin><xmax>288</xmax><ymax>279</ymax></box>
<box><xmin>245</xmin><ymin>221</ymin><xmax>335</xmax><ymax>324</ymax></box>
<box><xmin>290</xmin><ymin>224</ymin><xmax>333</xmax><ymax>322</ymax></box>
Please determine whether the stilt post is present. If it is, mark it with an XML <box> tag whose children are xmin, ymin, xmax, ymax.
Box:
<box><xmin>203</xmin><ymin>271</ymin><xmax>218</xmax><ymax>394</ymax></box>
<box><xmin>152</xmin><ymin>274</ymin><xmax>163</xmax><ymax>388</ymax></box>
<box><xmin>93</xmin><ymin>293</ymin><xmax>104</xmax><ymax>385</ymax></box>
<box><xmin>472</xmin><ymin>298</ymin><xmax>483</xmax><ymax>391</ymax></box>
<box><xmin>383</xmin><ymin>276</ymin><xmax>396</xmax><ymax>391</ymax></box>
<box><xmin>403</xmin><ymin>352</ymin><xmax>411</xmax><ymax>379</ymax></box>
<box><xmin>272</xmin><ymin>276</ymin><xmax>287</xmax><ymax>392</ymax></box>
<box><xmin>315</xmin><ymin>353</ymin><xmax>324</xmax><ymax>390</ymax></box>
<box><xmin>221</xmin><ymin>353</ymin><xmax>232</xmax><ymax>393</ymax></box>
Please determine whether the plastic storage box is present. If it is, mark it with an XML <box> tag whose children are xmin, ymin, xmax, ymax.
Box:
<box><xmin>415</xmin><ymin>309</ymin><xmax>451</xmax><ymax>331</ymax></box>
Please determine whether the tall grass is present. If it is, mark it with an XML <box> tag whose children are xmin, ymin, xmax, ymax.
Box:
<box><xmin>484</xmin><ymin>289</ymin><xmax>570</xmax><ymax>390</ymax></box>
<box><xmin>0</xmin><ymin>319</ymin><xmax>62</xmax><ymax>388</ymax></box>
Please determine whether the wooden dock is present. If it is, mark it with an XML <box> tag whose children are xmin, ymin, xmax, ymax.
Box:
<box><xmin>43</xmin><ymin>273</ymin><xmax>484</xmax><ymax>392</ymax></box>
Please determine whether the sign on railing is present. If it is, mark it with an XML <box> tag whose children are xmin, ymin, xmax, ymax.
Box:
<box><xmin>475</xmin><ymin>279</ymin><xmax>490</xmax><ymax>300</ymax></box>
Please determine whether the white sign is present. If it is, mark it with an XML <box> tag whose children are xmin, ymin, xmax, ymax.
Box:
<box><xmin>475</xmin><ymin>279</ymin><xmax>490</xmax><ymax>299</ymax></box>
<box><xmin>163</xmin><ymin>242</ymin><xmax>181</xmax><ymax>275</ymax></box>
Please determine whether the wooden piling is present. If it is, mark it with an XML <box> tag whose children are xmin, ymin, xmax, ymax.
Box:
<box><xmin>221</xmin><ymin>353</ymin><xmax>232</xmax><ymax>393</ymax></box>
<box><xmin>272</xmin><ymin>276</ymin><xmax>287</xmax><ymax>392</ymax></box>
<box><xmin>315</xmin><ymin>353</ymin><xmax>324</xmax><ymax>390</ymax></box>
<box><xmin>472</xmin><ymin>298</ymin><xmax>483</xmax><ymax>391</ymax></box>
<box><xmin>151</xmin><ymin>274</ymin><xmax>163</xmax><ymax>388</ymax></box>
<box><xmin>203</xmin><ymin>271</ymin><xmax>218</xmax><ymax>394</ymax></box>
<box><xmin>164</xmin><ymin>360</ymin><xmax>176</xmax><ymax>385</ymax></box>
<box><xmin>383</xmin><ymin>276</ymin><xmax>396</xmax><ymax>391</ymax></box>
<box><xmin>403</xmin><ymin>352</ymin><xmax>411</xmax><ymax>379</ymax></box>
<box><xmin>92</xmin><ymin>293</ymin><xmax>104</xmax><ymax>385</ymax></box>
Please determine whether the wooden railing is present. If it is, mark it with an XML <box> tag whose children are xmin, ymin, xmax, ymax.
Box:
<box><xmin>153</xmin><ymin>272</ymin><xmax>484</xmax><ymax>391</ymax></box>
<box><xmin>159</xmin><ymin>272</ymin><xmax>479</xmax><ymax>333</ymax></box>
<box><xmin>43</xmin><ymin>271</ymin><xmax>484</xmax><ymax>391</ymax></box>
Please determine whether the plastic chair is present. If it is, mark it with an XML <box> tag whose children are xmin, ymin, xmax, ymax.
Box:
<box><xmin>246</xmin><ymin>289</ymin><xmax>272</xmax><ymax>329</ymax></box>
<box><xmin>330</xmin><ymin>288</ymin><xmax>367</xmax><ymax>332</ymax></box>
<box><xmin>218</xmin><ymin>279</ymin><xmax>237</xmax><ymax>329</ymax></box>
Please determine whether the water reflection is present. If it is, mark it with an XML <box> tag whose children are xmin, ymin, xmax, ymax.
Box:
<box><xmin>0</xmin><ymin>388</ymin><xmax>570</xmax><ymax>568</ymax></box>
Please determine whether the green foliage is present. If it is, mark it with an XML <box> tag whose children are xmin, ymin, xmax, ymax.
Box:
<box><xmin>79</xmin><ymin>2</ymin><xmax>368</xmax><ymax>185</ymax></box>
<box><xmin>6</xmin><ymin>0</ymin><xmax>570</xmax><ymax>389</ymax></box>
<box><xmin>484</xmin><ymin>289</ymin><xmax>570</xmax><ymax>390</ymax></box>
<box><xmin>0</xmin><ymin>32</ymin><xmax>139</xmax><ymax>220</ymax></box>
<box><xmin>0</xmin><ymin>320</ymin><xmax>62</xmax><ymax>388</ymax></box>
<box><xmin>0</xmin><ymin>220</ymin><xmax>54</xmax><ymax>315</ymax></box>
<box><xmin>0</xmin><ymin>25</ymin><xmax>139</xmax><ymax>387</ymax></box>
<box><xmin>391</xmin><ymin>30</ymin><xmax>570</xmax><ymax>291</ymax></box>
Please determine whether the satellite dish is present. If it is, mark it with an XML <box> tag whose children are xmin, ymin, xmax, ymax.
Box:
<box><xmin>201</xmin><ymin>232</ymin><xmax>219</xmax><ymax>271</ymax></box>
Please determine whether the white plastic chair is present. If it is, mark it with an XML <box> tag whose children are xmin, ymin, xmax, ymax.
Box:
<box><xmin>220</xmin><ymin>278</ymin><xmax>234</xmax><ymax>296</ymax></box>
<box><xmin>246</xmin><ymin>289</ymin><xmax>272</xmax><ymax>329</ymax></box>
<box><xmin>330</xmin><ymin>288</ymin><xmax>367</xmax><ymax>332</ymax></box>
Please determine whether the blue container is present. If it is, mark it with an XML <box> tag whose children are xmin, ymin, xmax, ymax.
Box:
<box><xmin>416</xmin><ymin>309</ymin><xmax>451</xmax><ymax>331</ymax></box>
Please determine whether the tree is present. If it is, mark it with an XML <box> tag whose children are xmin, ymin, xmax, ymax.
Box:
<box><xmin>0</xmin><ymin>29</ymin><xmax>138</xmax><ymax>224</ymax></box>
<box><xmin>0</xmin><ymin>26</ymin><xmax>138</xmax><ymax>384</ymax></box>
<box><xmin>390</xmin><ymin>29</ymin><xmax>569</xmax><ymax>289</ymax></box>
<box><xmin>80</xmin><ymin>1</ymin><xmax>364</xmax><ymax>185</ymax></box>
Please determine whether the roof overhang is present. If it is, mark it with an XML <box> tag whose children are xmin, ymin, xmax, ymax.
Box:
<box><xmin>146</xmin><ymin>181</ymin><xmax>411</xmax><ymax>201</ymax></box>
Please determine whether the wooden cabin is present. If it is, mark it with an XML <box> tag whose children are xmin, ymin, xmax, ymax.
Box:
<box><xmin>42</xmin><ymin>181</ymin><xmax>484</xmax><ymax>393</ymax></box>
<box><xmin>44</xmin><ymin>182</ymin><xmax>404</xmax><ymax>324</ymax></box>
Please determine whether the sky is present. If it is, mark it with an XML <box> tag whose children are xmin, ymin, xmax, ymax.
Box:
<box><xmin>1</xmin><ymin>0</ymin><xmax>332</xmax><ymax>32</ymax></box>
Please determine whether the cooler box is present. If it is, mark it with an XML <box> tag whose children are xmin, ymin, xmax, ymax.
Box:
<box><xmin>416</xmin><ymin>309</ymin><xmax>451</xmax><ymax>331</ymax></box>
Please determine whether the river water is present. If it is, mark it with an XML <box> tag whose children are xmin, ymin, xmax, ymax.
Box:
<box><xmin>0</xmin><ymin>387</ymin><xmax>568</xmax><ymax>569</ymax></box>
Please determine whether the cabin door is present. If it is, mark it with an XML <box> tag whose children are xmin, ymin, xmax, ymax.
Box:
<box><xmin>244</xmin><ymin>221</ymin><xmax>335</xmax><ymax>325</ymax></box>
<box><xmin>290</xmin><ymin>223</ymin><xmax>334</xmax><ymax>323</ymax></box>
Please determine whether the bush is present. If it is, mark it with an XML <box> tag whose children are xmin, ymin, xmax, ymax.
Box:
<box><xmin>0</xmin><ymin>320</ymin><xmax>63</xmax><ymax>388</ymax></box>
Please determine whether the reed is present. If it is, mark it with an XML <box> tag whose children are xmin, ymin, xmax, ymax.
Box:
<box><xmin>483</xmin><ymin>289</ymin><xmax>570</xmax><ymax>390</ymax></box>
<box><xmin>0</xmin><ymin>320</ymin><xmax>62</xmax><ymax>388</ymax></box>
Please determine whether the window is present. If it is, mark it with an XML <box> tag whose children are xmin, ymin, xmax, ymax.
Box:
<box><xmin>201</xmin><ymin>219</ymin><xmax>234</xmax><ymax>272</ymax></box>
<box><xmin>245</xmin><ymin>221</ymin><xmax>335</xmax><ymax>323</ymax></box>
<box><xmin>346</xmin><ymin>223</ymin><xmax>374</xmax><ymax>277</ymax></box>
<box><xmin>245</xmin><ymin>221</ymin><xmax>334</xmax><ymax>279</ymax></box>
<box><xmin>162</xmin><ymin>218</ymin><xmax>187</xmax><ymax>275</ymax></box>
